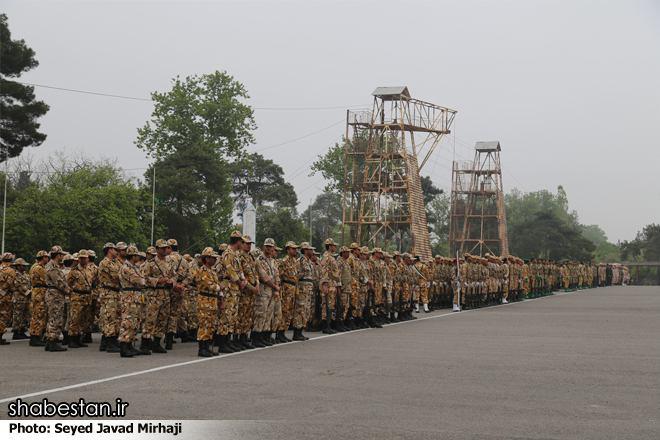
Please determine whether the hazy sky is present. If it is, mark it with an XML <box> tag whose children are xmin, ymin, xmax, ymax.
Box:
<box><xmin>4</xmin><ymin>0</ymin><xmax>659</xmax><ymax>242</ymax></box>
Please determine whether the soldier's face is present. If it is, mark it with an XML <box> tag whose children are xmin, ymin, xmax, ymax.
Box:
<box><xmin>79</xmin><ymin>257</ymin><xmax>88</xmax><ymax>267</ymax></box>
<box><xmin>157</xmin><ymin>247</ymin><xmax>168</xmax><ymax>257</ymax></box>
<box><xmin>287</xmin><ymin>247</ymin><xmax>298</xmax><ymax>257</ymax></box>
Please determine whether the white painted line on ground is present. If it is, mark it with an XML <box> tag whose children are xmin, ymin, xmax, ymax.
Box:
<box><xmin>0</xmin><ymin>289</ymin><xmax>583</xmax><ymax>404</ymax></box>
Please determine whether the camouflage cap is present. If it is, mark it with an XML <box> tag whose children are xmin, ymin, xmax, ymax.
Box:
<box><xmin>242</xmin><ymin>235</ymin><xmax>254</xmax><ymax>243</ymax></box>
<box><xmin>72</xmin><ymin>253</ymin><xmax>79</xmax><ymax>260</ymax></box>
<box><xmin>403</xmin><ymin>253</ymin><xmax>412</xmax><ymax>259</ymax></box>
<box><xmin>299</xmin><ymin>241</ymin><xmax>313</xmax><ymax>250</ymax></box>
<box><xmin>194</xmin><ymin>253</ymin><xmax>201</xmax><ymax>259</ymax></box>
<box><xmin>12</xmin><ymin>258</ymin><xmax>29</xmax><ymax>266</ymax></box>
<box><xmin>155</xmin><ymin>239</ymin><xmax>169</xmax><ymax>248</ymax></box>
<box><xmin>87</xmin><ymin>250</ymin><xmax>96</xmax><ymax>257</ymax></box>
<box><xmin>167</xmin><ymin>238</ymin><xmax>178</xmax><ymax>247</ymax></box>
<box><xmin>313</xmin><ymin>251</ymin><xmax>320</xmax><ymax>256</ymax></box>
<box><xmin>360</xmin><ymin>246</ymin><xmax>370</xmax><ymax>254</ymax></box>
<box><xmin>62</xmin><ymin>253</ymin><xmax>73</xmax><ymax>261</ymax></box>
<box><xmin>146</xmin><ymin>246</ymin><xmax>157</xmax><ymax>255</ymax></box>
<box><xmin>285</xmin><ymin>241</ymin><xmax>299</xmax><ymax>249</ymax></box>
<box><xmin>383</xmin><ymin>252</ymin><xmax>392</xmax><ymax>258</ymax></box>
<box><xmin>115</xmin><ymin>241</ymin><xmax>128</xmax><ymax>250</ymax></box>
<box><xmin>137</xmin><ymin>252</ymin><xmax>147</xmax><ymax>259</ymax></box>
<box><xmin>50</xmin><ymin>245</ymin><xmax>64</xmax><ymax>256</ymax></box>
<box><xmin>230</xmin><ymin>230</ymin><xmax>244</xmax><ymax>240</ymax></box>
<box><xmin>393</xmin><ymin>251</ymin><xmax>401</xmax><ymax>257</ymax></box>
<box><xmin>77</xmin><ymin>249</ymin><xmax>90</xmax><ymax>258</ymax></box>
<box><xmin>263</xmin><ymin>238</ymin><xmax>276</xmax><ymax>247</ymax></box>
<box><xmin>125</xmin><ymin>246</ymin><xmax>138</xmax><ymax>256</ymax></box>
<box><xmin>102</xmin><ymin>242</ymin><xmax>116</xmax><ymax>250</ymax></box>
<box><xmin>1</xmin><ymin>252</ymin><xmax>14</xmax><ymax>262</ymax></box>
<box><xmin>218</xmin><ymin>243</ymin><xmax>228</xmax><ymax>252</ymax></box>
<box><xmin>371</xmin><ymin>247</ymin><xmax>383</xmax><ymax>254</ymax></box>
<box><xmin>349</xmin><ymin>242</ymin><xmax>360</xmax><ymax>249</ymax></box>
<box><xmin>339</xmin><ymin>246</ymin><xmax>349</xmax><ymax>253</ymax></box>
<box><xmin>183</xmin><ymin>254</ymin><xmax>192</xmax><ymax>262</ymax></box>
<box><xmin>36</xmin><ymin>250</ymin><xmax>49</xmax><ymax>258</ymax></box>
<box><xmin>201</xmin><ymin>247</ymin><xmax>219</xmax><ymax>258</ymax></box>
<box><xmin>324</xmin><ymin>238</ymin><xmax>337</xmax><ymax>246</ymax></box>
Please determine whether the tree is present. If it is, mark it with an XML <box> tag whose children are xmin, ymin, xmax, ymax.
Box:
<box><xmin>621</xmin><ymin>223</ymin><xmax>660</xmax><ymax>262</ymax></box>
<box><xmin>310</xmin><ymin>141</ymin><xmax>344</xmax><ymax>193</ymax></box>
<box><xmin>136</xmin><ymin>71</ymin><xmax>256</xmax><ymax>248</ymax></box>
<box><xmin>581</xmin><ymin>224</ymin><xmax>621</xmax><ymax>262</ymax></box>
<box><xmin>229</xmin><ymin>152</ymin><xmax>297</xmax><ymax>214</ymax></box>
<box><xmin>300</xmin><ymin>191</ymin><xmax>342</xmax><ymax>251</ymax></box>
<box><xmin>427</xmin><ymin>192</ymin><xmax>450</xmax><ymax>256</ymax></box>
<box><xmin>0</xmin><ymin>14</ymin><xmax>49</xmax><ymax>161</ymax></box>
<box><xmin>255</xmin><ymin>206</ymin><xmax>308</xmax><ymax>249</ymax></box>
<box><xmin>4</xmin><ymin>158</ymin><xmax>150</xmax><ymax>258</ymax></box>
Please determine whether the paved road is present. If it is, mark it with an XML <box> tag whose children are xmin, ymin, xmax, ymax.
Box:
<box><xmin>1</xmin><ymin>286</ymin><xmax>658</xmax><ymax>439</ymax></box>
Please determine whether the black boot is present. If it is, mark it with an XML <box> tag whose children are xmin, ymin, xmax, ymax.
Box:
<box><xmin>321</xmin><ymin>320</ymin><xmax>335</xmax><ymax>334</ymax></box>
<box><xmin>165</xmin><ymin>332</ymin><xmax>174</xmax><ymax>350</ymax></box>
<box><xmin>82</xmin><ymin>332</ymin><xmax>93</xmax><ymax>343</ymax></box>
<box><xmin>106</xmin><ymin>336</ymin><xmax>121</xmax><ymax>353</ymax></box>
<box><xmin>45</xmin><ymin>340</ymin><xmax>67</xmax><ymax>351</ymax></box>
<box><xmin>12</xmin><ymin>330</ymin><xmax>29</xmax><ymax>340</ymax></box>
<box><xmin>261</xmin><ymin>332</ymin><xmax>274</xmax><ymax>346</ymax></box>
<box><xmin>240</xmin><ymin>334</ymin><xmax>255</xmax><ymax>349</ymax></box>
<box><xmin>292</xmin><ymin>328</ymin><xmax>307</xmax><ymax>341</ymax></box>
<box><xmin>29</xmin><ymin>334</ymin><xmax>46</xmax><ymax>346</ymax></box>
<box><xmin>68</xmin><ymin>334</ymin><xmax>82</xmax><ymax>348</ymax></box>
<box><xmin>198</xmin><ymin>340</ymin><xmax>213</xmax><ymax>357</ymax></box>
<box><xmin>119</xmin><ymin>341</ymin><xmax>134</xmax><ymax>358</ymax></box>
<box><xmin>251</xmin><ymin>331</ymin><xmax>266</xmax><ymax>348</ymax></box>
<box><xmin>62</xmin><ymin>330</ymin><xmax>69</xmax><ymax>345</ymax></box>
<box><xmin>78</xmin><ymin>334</ymin><xmax>88</xmax><ymax>348</ymax></box>
<box><xmin>229</xmin><ymin>334</ymin><xmax>245</xmax><ymax>351</ymax></box>
<box><xmin>180</xmin><ymin>330</ymin><xmax>194</xmax><ymax>343</ymax></box>
<box><xmin>345</xmin><ymin>318</ymin><xmax>356</xmax><ymax>330</ymax></box>
<box><xmin>99</xmin><ymin>335</ymin><xmax>107</xmax><ymax>351</ymax></box>
<box><xmin>151</xmin><ymin>337</ymin><xmax>167</xmax><ymax>353</ymax></box>
<box><xmin>139</xmin><ymin>337</ymin><xmax>152</xmax><ymax>355</ymax></box>
<box><xmin>275</xmin><ymin>331</ymin><xmax>289</xmax><ymax>343</ymax></box>
<box><xmin>0</xmin><ymin>337</ymin><xmax>9</xmax><ymax>345</ymax></box>
<box><xmin>189</xmin><ymin>328</ymin><xmax>198</xmax><ymax>342</ymax></box>
<box><xmin>127</xmin><ymin>342</ymin><xmax>141</xmax><ymax>356</ymax></box>
<box><xmin>218</xmin><ymin>334</ymin><xmax>235</xmax><ymax>354</ymax></box>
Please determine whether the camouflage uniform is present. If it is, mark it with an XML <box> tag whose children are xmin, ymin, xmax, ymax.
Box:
<box><xmin>296</xmin><ymin>252</ymin><xmax>315</xmax><ymax>328</ymax></box>
<box><xmin>84</xmin><ymin>260</ymin><xmax>99</xmax><ymax>336</ymax></box>
<box><xmin>338</xmin><ymin>253</ymin><xmax>352</xmax><ymax>320</ymax></box>
<box><xmin>45</xmin><ymin>259</ymin><xmax>70</xmax><ymax>341</ymax></box>
<box><xmin>167</xmin><ymin>249</ymin><xmax>191</xmax><ymax>336</ymax></box>
<box><xmin>142</xmin><ymin>253</ymin><xmax>174</xmax><ymax>340</ymax></box>
<box><xmin>11</xmin><ymin>263</ymin><xmax>31</xmax><ymax>335</ymax></box>
<box><xmin>253</xmin><ymin>251</ymin><xmax>280</xmax><ymax>332</ymax></box>
<box><xmin>194</xmin><ymin>263</ymin><xmax>222</xmax><ymax>342</ymax></box>
<box><xmin>320</xmin><ymin>249</ymin><xmax>340</xmax><ymax>321</ymax></box>
<box><xmin>118</xmin><ymin>259</ymin><xmax>146</xmax><ymax>344</ymax></box>
<box><xmin>66</xmin><ymin>262</ymin><xmax>94</xmax><ymax>337</ymax></box>
<box><xmin>29</xmin><ymin>261</ymin><xmax>48</xmax><ymax>337</ymax></box>
<box><xmin>98</xmin><ymin>255</ymin><xmax>123</xmax><ymax>338</ymax></box>
<box><xmin>0</xmin><ymin>262</ymin><xmax>16</xmax><ymax>337</ymax></box>
<box><xmin>238</xmin><ymin>250</ymin><xmax>259</xmax><ymax>336</ymax></box>
<box><xmin>217</xmin><ymin>246</ymin><xmax>243</xmax><ymax>336</ymax></box>
<box><xmin>278</xmin><ymin>252</ymin><xmax>300</xmax><ymax>332</ymax></box>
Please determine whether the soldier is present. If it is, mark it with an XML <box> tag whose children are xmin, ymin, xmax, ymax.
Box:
<box><xmin>165</xmin><ymin>238</ymin><xmax>191</xmax><ymax>348</ymax></box>
<box><xmin>28</xmin><ymin>250</ymin><xmax>49</xmax><ymax>346</ymax></box>
<box><xmin>337</xmin><ymin>246</ymin><xmax>352</xmax><ymax>332</ymax></box>
<box><xmin>383</xmin><ymin>252</ymin><xmax>395</xmax><ymax>321</ymax></box>
<box><xmin>194</xmin><ymin>247</ymin><xmax>223</xmax><ymax>357</ymax></box>
<box><xmin>83</xmin><ymin>249</ymin><xmax>99</xmax><ymax>343</ymax></box>
<box><xmin>358</xmin><ymin>246</ymin><xmax>377</xmax><ymax>326</ymax></box>
<box><xmin>98</xmin><ymin>243</ymin><xmax>122</xmax><ymax>353</ymax></box>
<box><xmin>216</xmin><ymin>231</ymin><xmax>246</xmax><ymax>353</ymax></box>
<box><xmin>10</xmin><ymin>258</ymin><xmax>31</xmax><ymax>340</ymax></box>
<box><xmin>309</xmin><ymin>250</ymin><xmax>322</xmax><ymax>331</ymax></box>
<box><xmin>44</xmin><ymin>246</ymin><xmax>70</xmax><ymax>352</ymax></box>
<box><xmin>66</xmin><ymin>250</ymin><xmax>94</xmax><ymax>348</ymax></box>
<box><xmin>294</xmin><ymin>242</ymin><xmax>315</xmax><ymax>340</ymax></box>
<box><xmin>277</xmin><ymin>241</ymin><xmax>300</xmax><ymax>342</ymax></box>
<box><xmin>236</xmin><ymin>235</ymin><xmax>259</xmax><ymax>349</ymax></box>
<box><xmin>252</xmin><ymin>238</ymin><xmax>280</xmax><ymax>348</ymax></box>
<box><xmin>0</xmin><ymin>253</ymin><xmax>16</xmax><ymax>345</ymax></box>
<box><xmin>141</xmin><ymin>239</ymin><xmax>175</xmax><ymax>354</ymax></box>
<box><xmin>117</xmin><ymin>246</ymin><xmax>147</xmax><ymax>358</ymax></box>
<box><xmin>320</xmin><ymin>238</ymin><xmax>341</xmax><ymax>334</ymax></box>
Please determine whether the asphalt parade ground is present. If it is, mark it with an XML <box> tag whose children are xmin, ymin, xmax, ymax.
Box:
<box><xmin>1</xmin><ymin>286</ymin><xmax>658</xmax><ymax>439</ymax></box>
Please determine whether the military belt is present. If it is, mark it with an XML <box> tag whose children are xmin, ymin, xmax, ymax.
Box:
<box><xmin>282</xmin><ymin>279</ymin><xmax>297</xmax><ymax>286</ymax></box>
<box><xmin>32</xmin><ymin>284</ymin><xmax>48</xmax><ymax>288</ymax></box>
<box><xmin>100</xmin><ymin>285</ymin><xmax>121</xmax><ymax>292</ymax></box>
<box><xmin>197</xmin><ymin>290</ymin><xmax>221</xmax><ymax>299</ymax></box>
<box><xmin>121</xmin><ymin>287</ymin><xmax>143</xmax><ymax>292</ymax></box>
<box><xmin>298</xmin><ymin>278</ymin><xmax>314</xmax><ymax>283</ymax></box>
<box><xmin>46</xmin><ymin>285</ymin><xmax>65</xmax><ymax>292</ymax></box>
<box><xmin>72</xmin><ymin>288</ymin><xmax>92</xmax><ymax>295</ymax></box>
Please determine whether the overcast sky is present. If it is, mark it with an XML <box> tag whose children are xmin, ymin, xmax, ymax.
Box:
<box><xmin>4</xmin><ymin>0</ymin><xmax>659</xmax><ymax>242</ymax></box>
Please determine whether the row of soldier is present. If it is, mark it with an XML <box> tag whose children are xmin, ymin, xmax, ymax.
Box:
<box><xmin>0</xmin><ymin>235</ymin><xmax>627</xmax><ymax>357</ymax></box>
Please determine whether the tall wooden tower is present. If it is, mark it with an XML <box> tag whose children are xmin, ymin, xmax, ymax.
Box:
<box><xmin>449</xmin><ymin>141</ymin><xmax>509</xmax><ymax>257</ymax></box>
<box><xmin>341</xmin><ymin>87</ymin><xmax>456</xmax><ymax>259</ymax></box>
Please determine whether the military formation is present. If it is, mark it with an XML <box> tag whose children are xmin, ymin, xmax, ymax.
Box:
<box><xmin>0</xmin><ymin>234</ymin><xmax>630</xmax><ymax>357</ymax></box>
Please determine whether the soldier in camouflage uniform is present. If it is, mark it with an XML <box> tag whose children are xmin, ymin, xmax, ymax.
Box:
<box><xmin>349</xmin><ymin>244</ymin><xmax>365</xmax><ymax>327</ymax></box>
<box><xmin>28</xmin><ymin>250</ymin><xmax>49</xmax><ymax>346</ymax></box>
<box><xmin>10</xmin><ymin>258</ymin><xmax>31</xmax><ymax>340</ymax></box>
<box><xmin>82</xmin><ymin>249</ymin><xmax>99</xmax><ymax>343</ymax></box>
<box><xmin>44</xmin><ymin>246</ymin><xmax>70</xmax><ymax>352</ymax></box>
<box><xmin>320</xmin><ymin>238</ymin><xmax>340</xmax><ymax>334</ymax></box>
<box><xmin>236</xmin><ymin>235</ymin><xmax>259</xmax><ymax>349</ymax></box>
<box><xmin>165</xmin><ymin>238</ymin><xmax>191</xmax><ymax>348</ymax></box>
<box><xmin>337</xmin><ymin>246</ymin><xmax>352</xmax><ymax>332</ymax></box>
<box><xmin>294</xmin><ymin>242</ymin><xmax>315</xmax><ymax>340</ymax></box>
<box><xmin>194</xmin><ymin>247</ymin><xmax>222</xmax><ymax>357</ymax></box>
<box><xmin>277</xmin><ymin>241</ymin><xmax>300</xmax><ymax>342</ymax></box>
<box><xmin>117</xmin><ymin>246</ymin><xmax>147</xmax><ymax>358</ymax></box>
<box><xmin>383</xmin><ymin>252</ymin><xmax>396</xmax><ymax>321</ymax></box>
<box><xmin>0</xmin><ymin>253</ymin><xmax>16</xmax><ymax>345</ymax></box>
<box><xmin>252</xmin><ymin>238</ymin><xmax>280</xmax><ymax>347</ymax></box>
<box><xmin>66</xmin><ymin>250</ymin><xmax>94</xmax><ymax>348</ymax></box>
<box><xmin>98</xmin><ymin>243</ymin><xmax>122</xmax><ymax>353</ymax></box>
<box><xmin>215</xmin><ymin>231</ymin><xmax>246</xmax><ymax>353</ymax></box>
<box><xmin>141</xmin><ymin>239</ymin><xmax>175</xmax><ymax>354</ymax></box>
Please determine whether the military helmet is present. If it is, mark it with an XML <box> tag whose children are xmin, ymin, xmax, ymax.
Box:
<box><xmin>125</xmin><ymin>245</ymin><xmax>139</xmax><ymax>256</ymax></box>
<box><xmin>155</xmin><ymin>239</ymin><xmax>169</xmax><ymax>248</ymax></box>
<box><xmin>263</xmin><ymin>238</ymin><xmax>276</xmax><ymax>247</ymax></box>
<box><xmin>115</xmin><ymin>241</ymin><xmax>128</xmax><ymax>250</ymax></box>
<box><xmin>12</xmin><ymin>258</ymin><xmax>29</xmax><ymax>266</ymax></box>
<box><xmin>50</xmin><ymin>245</ymin><xmax>64</xmax><ymax>256</ymax></box>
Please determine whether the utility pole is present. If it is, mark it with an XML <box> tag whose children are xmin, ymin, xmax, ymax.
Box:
<box><xmin>150</xmin><ymin>164</ymin><xmax>156</xmax><ymax>246</ymax></box>
<box><xmin>309</xmin><ymin>198</ymin><xmax>313</xmax><ymax>244</ymax></box>
<box><xmin>1</xmin><ymin>158</ymin><xmax>7</xmax><ymax>254</ymax></box>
